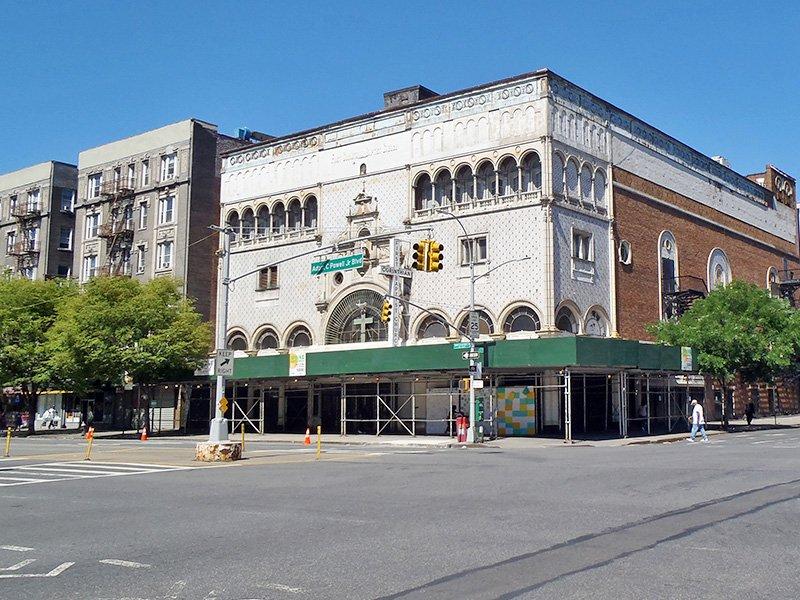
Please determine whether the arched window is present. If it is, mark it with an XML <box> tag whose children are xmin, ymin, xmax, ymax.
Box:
<box><xmin>226</xmin><ymin>210</ymin><xmax>240</xmax><ymax>241</ymax></box>
<box><xmin>521</xmin><ymin>153</ymin><xmax>542</xmax><ymax>192</ymax></box>
<box><xmin>566</xmin><ymin>159</ymin><xmax>579</xmax><ymax>198</ymax></box>
<box><xmin>497</xmin><ymin>157</ymin><xmax>519</xmax><ymax>196</ymax></box>
<box><xmin>503</xmin><ymin>306</ymin><xmax>541</xmax><ymax>333</ymax></box>
<box><xmin>458</xmin><ymin>310</ymin><xmax>494</xmax><ymax>336</ymax></box>
<box><xmin>324</xmin><ymin>289</ymin><xmax>388</xmax><ymax>344</ymax></box>
<box><xmin>659</xmin><ymin>231</ymin><xmax>678</xmax><ymax>319</ymax></box>
<box><xmin>303</xmin><ymin>195</ymin><xmax>318</xmax><ymax>229</ymax></box>
<box><xmin>287</xmin><ymin>325</ymin><xmax>312</xmax><ymax>348</ymax></box>
<box><xmin>434</xmin><ymin>170</ymin><xmax>452</xmax><ymax>206</ymax></box>
<box><xmin>580</xmin><ymin>164</ymin><xmax>593</xmax><ymax>204</ymax></box>
<box><xmin>594</xmin><ymin>169</ymin><xmax>606</xmax><ymax>207</ymax></box>
<box><xmin>708</xmin><ymin>248</ymin><xmax>731</xmax><ymax>291</ymax></box>
<box><xmin>767</xmin><ymin>267</ymin><xmax>779</xmax><ymax>296</ymax></box>
<box><xmin>271</xmin><ymin>202</ymin><xmax>285</xmax><ymax>234</ymax></box>
<box><xmin>476</xmin><ymin>161</ymin><xmax>495</xmax><ymax>199</ymax></box>
<box><xmin>414</xmin><ymin>173</ymin><xmax>432</xmax><ymax>211</ymax></box>
<box><xmin>256</xmin><ymin>206</ymin><xmax>269</xmax><ymax>236</ymax></box>
<box><xmin>287</xmin><ymin>199</ymin><xmax>302</xmax><ymax>230</ymax></box>
<box><xmin>584</xmin><ymin>309</ymin><xmax>608</xmax><ymax>337</ymax></box>
<box><xmin>227</xmin><ymin>331</ymin><xmax>247</xmax><ymax>351</ymax></box>
<box><xmin>241</xmin><ymin>208</ymin><xmax>255</xmax><ymax>240</ymax></box>
<box><xmin>555</xmin><ymin>307</ymin><xmax>578</xmax><ymax>333</ymax></box>
<box><xmin>552</xmin><ymin>154</ymin><xmax>565</xmax><ymax>195</ymax></box>
<box><xmin>256</xmin><ymin>328</ymin><xmax>279</xmax><ymax>350</ymax></box>
<box><xmin>454</xmin><ymin>166</ymin><xmax>473</xmax><ymax>204</ymax></box>
<box><xmin>417</xmin><ymin>314</ymin><xmax>449</xmax><ymax>339</ymax></box>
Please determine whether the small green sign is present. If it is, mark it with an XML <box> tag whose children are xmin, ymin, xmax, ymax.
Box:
<box><xmin>311</xmin><ymin>253</ymin><xmax>364</xmax><ymax>276</ymax></box>
<box><xmin>452</xmin><ymin>342</ymin><xmax>484</xmax><ymax>353</ymax></box>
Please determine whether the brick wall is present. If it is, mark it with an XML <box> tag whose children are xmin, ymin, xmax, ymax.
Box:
<box><xmin>612</xmin><ymin>167</ymin><xmax>800</xmax><ymax>417</ymax></box>
<box><xmin>612</xmin><ymin>167</ymin><xmax>799</xmax><ymax>341</ymax></box>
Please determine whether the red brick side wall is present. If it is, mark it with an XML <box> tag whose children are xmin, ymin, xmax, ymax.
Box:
<box><xmin>612</xmin><ymin>168</ymin><xmax>800</xmax><ymax>418</ymax></box>
<box><xmin>612</xmin><ymin>168</ymin><xmax>798</xmax><ymax>341</ymax></box>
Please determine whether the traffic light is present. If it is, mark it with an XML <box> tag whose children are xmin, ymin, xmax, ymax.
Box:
<box><xmin>380</xmin><ymin>299</ymin><xmax>392</xmax><ymax>323</ymax></box>
<box><xmin>427</xmin><ymin>240</ymin><xmax>444</xmax><ymax>272</ymax></box>
<box><xmin>412</xmin><ymin>240</ymin><xmax>429</xmax><ymax>271</ymax></box>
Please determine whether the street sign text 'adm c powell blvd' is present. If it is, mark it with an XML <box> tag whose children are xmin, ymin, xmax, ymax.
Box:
<box><xmin>311</xmin><ymin>253</ymin><xmax>364</xmax><ymax>275</ymax></box>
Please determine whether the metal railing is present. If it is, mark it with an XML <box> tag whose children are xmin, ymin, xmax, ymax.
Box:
<box><xmin>8</xmin><ymin>240</ymin><xmax>40</xmax><ymax>255</ymax></box>
<box><xmin>100</xmin><ymin>178</ymin><xmax>135</xmax><ymax>196</ymax></box>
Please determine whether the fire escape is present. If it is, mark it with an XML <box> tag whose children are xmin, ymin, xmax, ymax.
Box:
<box><xmin>98</xmin><ymin>178</ymin><xmax>135</xmax><ymax>276</ymax></box>
<box><xmin>662</xmin><ymin>275</ymin><xmax>708</xmax><ymax>318</ymax></box>
<box><xmin>775</xmin><ymin>270</ymin><xmax>800</xmax><ymax>307</ymax></box>
<box><xmin>9</xmin><ymin>194</ymin><xmax>41</xmax><ymax>276</ymax></box>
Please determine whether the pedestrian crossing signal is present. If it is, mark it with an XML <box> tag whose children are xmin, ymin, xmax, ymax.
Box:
<box><xmin>380</xmin><ymin>299</ymin><xmax>392</xmax><ymax>323</ymax></box>
<box><xmin>218</xmin><ymin>396</ymin><xmax>229</xmax><ymax>413</ymax></box>
<box><xmin>427</xmin><ymin>241</ymin><xmax>444</xmax><ymax>272</ymax></box>
<box><xmin>412</xmin><ymin>240</ymin><xmax>429</xmax><ymax>271</ymax></box>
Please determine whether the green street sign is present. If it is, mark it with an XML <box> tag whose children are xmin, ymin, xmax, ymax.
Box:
<box><xmin>452</xmin><ymin>342</ymin><xmax>471</xmax><ymax>350</ymax></box>
<box><xmin>311</xmin><ymin>253</ymin><xmax>364</xmax><ymax>276</ymax></box>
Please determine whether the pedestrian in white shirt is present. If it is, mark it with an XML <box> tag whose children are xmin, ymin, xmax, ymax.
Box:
<box><xmin>688</xmin><ymin>399</ymin><xmax>709</xmax><ymax>443</ymax></box>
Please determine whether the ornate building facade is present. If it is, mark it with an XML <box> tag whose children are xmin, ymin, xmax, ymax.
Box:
<box><xmin>214</xmin><ymin>70</ymin><xmax>798</xmax><ymax>437</ymax></box>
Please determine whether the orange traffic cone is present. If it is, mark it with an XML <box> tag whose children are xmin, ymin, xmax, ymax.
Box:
<box><xmin>140</xmin><ymin>427</ymin><xmax>148</xmax><ymax>442</ymax></box>
<box><xmin>303</xmin><ymin>428</ymin><xmax>311</xmax><ymax>445</ymax></box>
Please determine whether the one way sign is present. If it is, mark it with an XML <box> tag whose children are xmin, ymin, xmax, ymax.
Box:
<box><xmin>215</xmin><ymin>349</ymin><xmax>235</xmax><ymax>376</ymax></box>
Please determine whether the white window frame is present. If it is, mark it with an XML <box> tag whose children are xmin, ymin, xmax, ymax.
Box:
<box><xmin>571</xmin><ymin>229</ymin><xmax>595</xmax><ymax>282</ymax></box>
<box><xmin>160</xmin><ymin>153</ymin><xmax>177</xmax><ymax>181</ymax></box>
<box><xmin>156</xmin><ymin>240</ymin><xmax>173</xmax><ymax>270</ymax></box>
<box><xmin>127</xmin><ymin>164</ymin><xmax>136</xmax><ymax>188</ymax></box>
<box><xmin>6</xmin><ymin>231</ymin><xmax>16</xmax><ymax>254</ymax></box>
<box><xmin>136</xmin><ymin>244</ymin><xmax>146</xmax><ymax>274</ymax></box>
<box><xmin>141</xmin><ymin>160</ymin><xmax>150</xmax><ymax>186</ymax></box>
<box><xmin>83</xmin><ymin>255</ymin><xmax>98</xmax><ymax>281</ymax></box>
<box><xmin>58</xmin><ymin>227</ymin><xmax>73</xmax><ymax>250</ymax></box>
<box><xmin>139</xmin><ymin>200</ymin><xmax>149</xmax><ymax>229</ymax></box>
<box><xmin>159</xmin><ymin>195</ymin><xmax>174</xmax><ymax>225</ymax></box>
<box><xmin>88</xmin><ymin>173</ymin><xmax>103</xmax><ymax>199</ymax></box>
<box><xmin>86</xmin><ymin>212</ymin><xmax>100</xmax><ymax>239</ymax></box>
<box><xmin>459</xmin><ymin>234</ymin><xmax>488</xmax><ymax>266</ymax></box>
<box><xmin>60</xmin><ymin>189</ymin><xmax>75</xmax><ymax>212</ymax></box>
<box><xmin>27</xmin><ymin>188</ymin><xmax>40</xmax><ymax>212</ymax></box>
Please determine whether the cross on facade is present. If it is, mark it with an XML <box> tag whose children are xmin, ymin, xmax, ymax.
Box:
<box><xmin>351</xmin><ymin>311</ymin><xmax>374</xmax><ymax>343</ymax></box>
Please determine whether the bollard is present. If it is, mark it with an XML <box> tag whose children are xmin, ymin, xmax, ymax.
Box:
<box><xmin>4</xmin><ymin>427</ymin><xmax>11</xmax><ymax>458</ymax></box>
<box><xmin>316</xmin><ymin>425</ymin><xmax>322</xmax><ymax>460</ymax></box>
<box><xmin>241</xmin><ymin>423</ymin><xmax>245</xmax><ymax>454</ymax></box>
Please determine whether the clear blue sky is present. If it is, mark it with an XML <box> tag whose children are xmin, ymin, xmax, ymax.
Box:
<box><xmin>1</xmin><ymin>1</ymin><xmax>798</xmax><ymax>180</ymax></box>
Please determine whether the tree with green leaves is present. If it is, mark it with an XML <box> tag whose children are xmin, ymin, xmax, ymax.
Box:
<box><xmin>648</xmin><ymin>280</ymin><xmax>800</xmax><ymax>422</ymax></box>
<box><xmin>47</xmin><ymin>277</ymin><xmax>212</xmax><ymax>415</ymax></box>
<box><xmin>0</xmin><ymin>277</ymin><xmax>77</xmax><ymax>434</ymax></box>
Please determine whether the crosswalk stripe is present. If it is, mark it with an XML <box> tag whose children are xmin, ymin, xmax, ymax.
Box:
<box><xmin>0</xmin><ymin>461</ymin><xmax>195</xmax><ymax>487</ymax></box>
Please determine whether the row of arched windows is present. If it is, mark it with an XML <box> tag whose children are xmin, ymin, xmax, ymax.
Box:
<box><xmin>417</xmin><ymin>304</ymin><xmax>607</xmax><ymax>338</ymax></box>
<box><xmin>553</xmin><ymin>153</ymin><xmax>606</xmax><ymax>208</ymax></box>
<box><xmin>227</xmin><ymin>324</ymin><xmax>312</xmax><ymax>352</ymax></box>
<box><xmin>226</xmin><ymin>195</ymin><xmax>318</xmax><ymax>241</ymax></box>
<box><xmin>227</xmin><ymin>301</ymin><xmax>609</xmax><ymax>352</ymax></box>
<box><xmin>414</xmin><ymin>153</ymin><xmax>543</xmax><ymax>211</ymax></box>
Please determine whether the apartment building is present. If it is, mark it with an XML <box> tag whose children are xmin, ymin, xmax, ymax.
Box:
<box><xmin>74</xmin><ymin>119</ymin><xmax>252</xmax><ymax>320</ymax></box>
<box><xmin>0</xmin><ymin>161</ymin><xmax>78</xmax><ymax>280</ymax></box>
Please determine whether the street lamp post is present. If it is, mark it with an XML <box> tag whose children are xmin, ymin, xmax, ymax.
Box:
<box><xmin>435</xmin><ymin>208</ymin><xmax>480</xmax><ymax>442</ymax></box>
<box><xmin>208</xmin><ymin>225</ymin><xmax>232</xmax><ymax>443</ymax></box>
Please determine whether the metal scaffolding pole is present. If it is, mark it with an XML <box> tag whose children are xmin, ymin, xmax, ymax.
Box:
<box><xmin>564</xmin><ymin>370</ymin><xmax>572</xmax><ymax>444</ymax></box>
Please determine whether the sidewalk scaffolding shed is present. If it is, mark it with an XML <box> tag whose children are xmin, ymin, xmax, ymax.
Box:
<box><xmin>208</xmin><ymin>337</ymin><xmax>700</xmax><ymax>442</ymax></box>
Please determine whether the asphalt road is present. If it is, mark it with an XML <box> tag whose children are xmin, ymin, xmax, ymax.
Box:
<box><xmin>1</xmin><ymin>429</ymin><xmax>799</xmax><ymax>599</ymax></box>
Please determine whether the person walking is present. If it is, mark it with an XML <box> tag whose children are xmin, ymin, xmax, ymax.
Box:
<box><xmin>745</xmin><ymin>402</ymin><xmax>755</xmax><ymax>426</ymax></box>
<box><xmin>688</xmin><ymin>399</ymin><xmax>709</xmax><ymax>443</ymax></box>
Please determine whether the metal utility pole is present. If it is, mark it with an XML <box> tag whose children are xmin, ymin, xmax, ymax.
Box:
<box><xmin>435</xmin><ymin>208</ymin><xmax>480</xmax><ymax>443</ymax></box>
<box><xmin>209</xmin><ymin>225</ymin><xmax>232</xmax><ymax>443</ymax></box>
